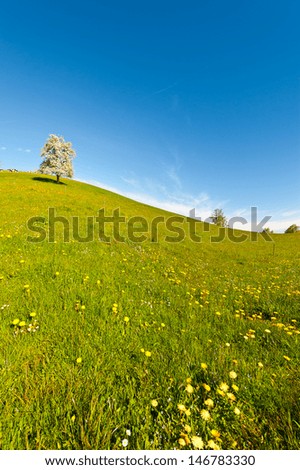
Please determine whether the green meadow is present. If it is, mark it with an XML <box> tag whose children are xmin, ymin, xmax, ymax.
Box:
<box><xmin>0</xmin><ymin>171</ymin><xmax>299</xmax><ymax>450</ymax></box>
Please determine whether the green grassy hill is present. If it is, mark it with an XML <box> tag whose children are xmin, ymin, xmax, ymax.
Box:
<box><xmin>0</xmin><ymin>171</ymin><xmax>299</xmax><ymax>450</ymax></box>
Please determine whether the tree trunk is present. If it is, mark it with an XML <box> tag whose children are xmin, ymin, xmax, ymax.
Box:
<box><xmin>56</xmin><ymin>174</ymin><xmax>60</xmax><ymax>184</ymax></box>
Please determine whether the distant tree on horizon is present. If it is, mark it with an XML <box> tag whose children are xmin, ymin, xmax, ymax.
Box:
<box><xmin>210</xmin><ymin>208</ymin><xmax>227</xmax><ymax>227</ymax></box>
<box><xmin>285</xmin><ymin>224</ymin><xmax>299</xmax><ymax>234</ymax></box>
<box><xmin>39</xmin><ymin>134</ymin><xmax>76</xmax><ymax>184</ymax></box>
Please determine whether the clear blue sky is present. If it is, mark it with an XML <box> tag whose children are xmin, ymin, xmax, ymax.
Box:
<box><xmin>0</xmin><ymin>0</ymin><xmax>299</xmax><ymax>232</ymax></box>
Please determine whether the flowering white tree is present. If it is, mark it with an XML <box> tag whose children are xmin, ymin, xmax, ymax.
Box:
<box><xmin>39</xmin><ymin>134</ymin><xmax>76</xmax><ymax>183</ymax></box>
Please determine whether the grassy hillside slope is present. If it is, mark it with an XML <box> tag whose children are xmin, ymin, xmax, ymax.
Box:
<box><xmin>0</xmin><ymin>172</ymin><xmax>299</xmax><ymax>450</ymax></box>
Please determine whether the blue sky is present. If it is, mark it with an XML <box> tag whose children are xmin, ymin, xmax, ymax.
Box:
<box><xmin>0</xmin><ymin>0</ymin><xmax>299</xmax><ymax>232</ymax></box>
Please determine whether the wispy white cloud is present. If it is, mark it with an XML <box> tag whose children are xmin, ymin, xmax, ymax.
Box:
<box><xmin>165</xmin><ymin>166</ymin><xmax>182</xmax><ymax>189</ymax></box>
<box><xmin>16</xmin><ymin>147</ymin><xmax>32</xmax><ymax>153</ymax></box>
<box><xmin>121</xmin><ymin>171</ymin><xmax>140</xmax><ymax>189</ymax></box>
<box><xmin>281</xmin><ymin>209</ymin><xmax>300</xmax><ymax>217</ymax></box>
<box><xmin>151</xmin><ymin>82</ymin><xmax>177</xmax><ymax>96</ymax></box>
<box><xmin>121</xmin><ymin>176</ymin><xmax>138</xmax><ymax>187</ymax></box>
<box><xmin>171</xmin><ymin>94</ymin><xmax>179</xmax><ymax>111</ymax></box>
<box><xmin>141</xmin><ymin>165</ymin><xmax>228</xmax><ymax>219</ymax></box>
<box><xmin>230</xmin><ymin>208</ymin><xmax>249</xmax><ymax>217</ymax></box>
<box><xmin>126</xmin><ymin>191</ymin><xmax>211</xmax><ymax>218</ymax></box>
<box><xmin>0</xmin><ymin>146</ymin><xmax>7</xmax><ymax>151</ymax></box>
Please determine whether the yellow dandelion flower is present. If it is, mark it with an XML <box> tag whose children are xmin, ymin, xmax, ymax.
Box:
<box><xmin>258</xmin><ymin>362</ymin><xmax>264</xmax><ymax>368</ymax></box>
<box><xmin>140</xmin><ymin>348</ymin><xmax>145</xmax><ymax>353</ymax></box>
<box><xmin>185</xmin><ymin>384</ymin><xmax>194</xmax><ymax>394</ymax></box>
<box><xmin>225</xmin><ymin>342</ymin><xmax>230</xmax><ymax>347</ymax></box>
<box><xmin>191</xmin><ymin>436</ymin><xmax>204</xmax><ymax>450</ymax></box>
<box><xmin>184</xmin><ymin>424</ymin><xmax>192</xmax><ymax>433</ymax></box>
<box><xmin>186</xmin><ymin>377</ymin><xmax>192</xmax><ymax>383</ymax></box>
<box><xmin>283</xmin><ymin>355</ymin><xmax>291</xmax><ymax>361</ymax></box>
<box><xmin>234</xmin><ymin>407</ymin><xmax>241</xmax><ymax>415</ymax></box>
<box><xmin>200</xmin><ymin>409</ymin><xmax>211</xmax><ymax>421</ymax></box>
<box><xmin>76</xmin><ymin>357</ymin><xmax>82</xmax><ymax>364</ymax></box>
<box><xmin>207</xmin><ymin>439</ymin><xmax>220</xmax><ymax>450</ymax></box>
<box><xmin>211</xmin><ymin>429</ymin><xmax>221</xmax><ymax>439</ymax></box>
<box><xmin>71</xmin><ymin>415</ymin><xmax>76</xmax><ymax>422</ymax></box>
<box><xmin>124</xmin><ymin>316</ymin><xmax>130</xmax><ymax>322</ymax></box>
<box><xmin>185</xmin><ymin>408</ymin><xmax>191</xmax><ymax>416</ymax></box>
<box><xmin>151</xmin><ymin>399</ymin><xmax>158</xmax><ymax>407</ymax></box>
<box><xmin>29</xmin><ymin>312</ymin><xmax>37</xmax><ymax>317</ymax></box>
<box><xmin>178</xmin><ymin>438</ymin><xmax>186</xmax><ymax>447</ymax></box>
<box><xmin>219</xmin><ymin>382</ymin><xmax>229</xmax><ymax>392</ymax></box>
<box><xmin>264</xmin><ymin>329</ymin><xmax>271</xmax><ymax>334</ymax></box>
<box><xmin>232</xmin><ymin>384</ymin><xmax>239</xmax><ymax>392</ymax></box>
<box><xmin>204</xmin><ymin>398</ymin><xmax>214</xmax><ymax>408</ymax></box>
<box><xmin>19</xmin><ymin>321</ymin><xmax>26</xmax><ymax>327</ymax></box>
<box><xmin>203</xmin><ymin>383</ymin><xmax>211</xmax><ymax>392</ymax></box>
<box><xmin>12</xmin><ymin>319</ymin><xmax>20</xmax><ymax>325</ymax></box>
<box><xmin>215</xmin><ymin>311</ymin><xmax>221</xmax><ymax>316</ymax></box>
<box><xmin>177</xmin><ymin>404</ymin><xmax>186</xmax><ymax>412</ymax></box>
<box><xmin>229</xmin><ymin>370</ymin><xmax>237</xmax><ymax>379</ymax></box>
<box><xmin>227</xmin><ymin>392</ymin><xmax>236</xmax><ymax>401</ymax></box>
<box><xmin>216</xmin><ymin>389</ymin><xmax>225</xmax><ymax>397</ymax></box>
<box><xmin>145</xmin><ymin>351</ymin><xmax>152</xmax><ymax>357</ymax></box>
<box><xmin>201</xmin><ymin>362</ymin><xmax>208</xmax><ymax>369</ymax></box>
